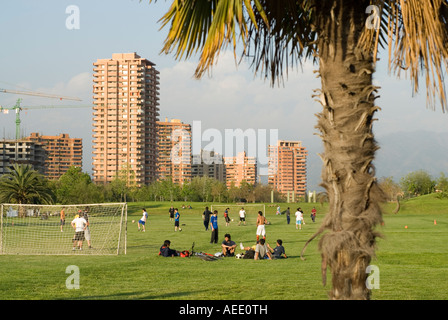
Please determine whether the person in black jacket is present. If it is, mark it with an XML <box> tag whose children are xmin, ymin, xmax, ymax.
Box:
<box><xmin>168</xmin><ymin>206</ymin><xmax>175</xmax><ymax>221</ymax></box>
<box><xmin>202</xmin><ymin>206</ymin><xmax>212</xmax><ymax>231</ymax></box>
<box><xmin>159</xmin><ymin>240</ymin><xmax>180</xmax><ymax>257</ymax></box>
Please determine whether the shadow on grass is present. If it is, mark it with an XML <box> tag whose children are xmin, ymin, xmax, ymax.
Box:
<box><xmin>66</xmin><ymin>289</ymin><xmax>208</xmax><ymax>300</ymax></box>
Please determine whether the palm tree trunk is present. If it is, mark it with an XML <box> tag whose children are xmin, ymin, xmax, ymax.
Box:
<box><xmin>314</xmin><ymin>0</ymin><xmax>385</xmax><ymax>300</ymax></box>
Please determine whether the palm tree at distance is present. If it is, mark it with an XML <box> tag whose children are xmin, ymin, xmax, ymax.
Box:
<box><xmin>0</xmin><ymin>164</ymin><xmax>55</xmax><ymax>212</ymax></box>
<box><xmin>148</xmin><ymin>0</ymin><xmax>448</xmax><ymax>299</ymax></box>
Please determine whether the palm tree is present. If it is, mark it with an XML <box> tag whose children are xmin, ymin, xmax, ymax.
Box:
<box><xmin>0</xmin><ymin>164</ymin><xmax>55</xmax><ymax>210</ymax></box>
<box><xmin>148</xmin><ymin>0</ymin><xmax>448</xmax><ymax>299</ymax></box>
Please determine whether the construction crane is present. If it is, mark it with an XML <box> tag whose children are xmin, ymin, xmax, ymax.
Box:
<box><xmin>0</xmin><ymin>88</ymin><xmax>82</xmax><ymax>101</ymax></box>
<box><xmin>0</xmin><ymin>87</ymin><xmax>92</xmax><ymax>140</ymax></box>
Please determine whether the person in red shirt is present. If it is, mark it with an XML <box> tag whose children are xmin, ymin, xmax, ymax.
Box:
<box><xmin>311</xmin><ymin>207</ymin><xmax>317</xmax><ymax>223</ymax></box>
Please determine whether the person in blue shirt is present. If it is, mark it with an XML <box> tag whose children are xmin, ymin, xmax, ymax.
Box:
<box><xmin>210</xmin><ymin>210</ymin><xmax>219</xmax><ymax>244</ymax></box>
<box><xmin>174</xmin><ymin>208</ymin><xmax>180</xmax><ymax>231</ymax></box>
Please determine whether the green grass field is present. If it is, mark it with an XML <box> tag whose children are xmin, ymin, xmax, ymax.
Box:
<box><xmin>0</xmin><ymin>195</ymin><xmax>447</xmax><ymax>300</ymax></box>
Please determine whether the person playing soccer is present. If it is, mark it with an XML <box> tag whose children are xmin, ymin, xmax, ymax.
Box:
<box><xmin>224</xmin><ymin>207</ymin><xmax>231</xmax><ymax>226</ymax></box>
<box><xmin>138</xmin><ymin>208</ymin><xmax>148</xmax><ymax>232</ymax></box>
<box><xmin>238</xmin><ymin>207</ymin><xmax>246</xmax><ymax>226</ymax></box>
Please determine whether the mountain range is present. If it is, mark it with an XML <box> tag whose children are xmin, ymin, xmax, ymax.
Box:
<box><xmin>306</xmin><ymin>130</ymin><xmax>448</xmax><ymax>192</ymax></box>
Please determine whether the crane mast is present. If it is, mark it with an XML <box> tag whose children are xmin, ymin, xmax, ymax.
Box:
<box><xmin>0</xmin><ymin>87</ymin><xmax>86</xmax><ymax>140</ymax></box>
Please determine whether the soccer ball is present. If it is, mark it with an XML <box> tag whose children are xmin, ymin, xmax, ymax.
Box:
<box><xmin>132</xmin><ymin>220</ymin><xmax>135</xmax><ymax>223</ymax></box>
<box><xmin>179</xmin><ymin>228</ymin><xmax>182</xmax><ymax>232</ymax></box>
<box><xmin>235</xmin><ymin>253</ymin><xmax>244</xmax><ymax>259</ymax></box>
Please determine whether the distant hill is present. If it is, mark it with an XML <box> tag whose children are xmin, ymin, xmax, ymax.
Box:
<box><xmin>375</xmin><ymin>130</ymin><xmax>448</xmax><ymax>181</ymax></box>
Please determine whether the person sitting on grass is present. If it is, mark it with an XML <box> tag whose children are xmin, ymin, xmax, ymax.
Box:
<box><xmin>239</xmin><ymin>241</ymin><xmax>258</xmax><ymax>259</ymax></box>
<box><xmin>221</xmin><ymin>233</ymin><xmax>237</xmax><ymax>257</ymax></box>
<box><xmin>267</xmin><ymin>239</ymin><xmax>288</xmax><ymax>259</ymax></box>
<box><xmin>254</xmin><ymin>238</ymin><xmax>272</xmax><ymax>260</ymax></box>
<box><xmin>159</xmin><ymin>240</ymin><xmax>180</xmax><ymax>257</ymax></box>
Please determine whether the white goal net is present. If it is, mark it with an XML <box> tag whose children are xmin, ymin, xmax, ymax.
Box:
<box><xmin>0</xmin><ymin>203</ymin><xmax>127</xmax><ymax>255</ymax></box>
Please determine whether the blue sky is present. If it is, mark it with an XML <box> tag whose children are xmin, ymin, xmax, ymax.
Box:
<box><xmin>1</xmin><ymin>1</ymin><xmax>447</xmax><ymax>190</ymax></box>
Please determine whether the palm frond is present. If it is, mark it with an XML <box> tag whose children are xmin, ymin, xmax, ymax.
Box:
<box><xmin>359</xmin><ymin>0</ymin><xmax>448</xmax><ymax>111</ymax></box>
<box><xmin>158</xmin><ymin>0</ymin><xmax>268</xmax><ymax>78</ymax></box>
<box><xmin>244</xmin><ymin>0</ymin><xmax>317</xmax><ymax>85</ymax></box>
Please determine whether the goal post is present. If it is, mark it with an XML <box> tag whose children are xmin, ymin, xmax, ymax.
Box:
<box><xmin>0</xmin><ymin>203</ymin><xmax>127</xmax><ymax>255</ymax></box>
<box><xmin>210</xmin><ymin>203</ymin><xmax>266</xmax><ymax>224</ymax></box>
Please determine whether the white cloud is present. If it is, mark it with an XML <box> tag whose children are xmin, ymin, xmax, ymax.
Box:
<box><xmin>160</xmin><ymin>51</ymin><xmax>321</xmax><ymax>142</ymax></box>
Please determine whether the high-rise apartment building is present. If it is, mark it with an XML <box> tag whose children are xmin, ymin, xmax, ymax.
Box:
<box><xmin>224</xmin><ymin>151</ymin><xmax>257</xmax><ymax>187</ymax></box>
<box><xmin>0</xmin><ymin>139</ymin><xmax>46</xmax><ymax>177</ymax></box>
<box><xmin>92</xmin><ymin>53</ymin><xmax>159</xmax><ymax>185</ymax></box>
<box><xmin>191</xmin><ymin>150</ymin><xmax>226</xmax><ymax>182</ymax></box>
<box><xmin>268</xmin><ymin>140</ymin><xmax>307</xmax><ymax>198</ymax></box>
<box><xmin>156</xmin><ymin>118</ymin><xmax>191</xmax><ymax>184</ymax></box>
<box><xmin>27</xmin><ymin>132</ymin><xmax>82</xmax><ymax>180</ymax></box>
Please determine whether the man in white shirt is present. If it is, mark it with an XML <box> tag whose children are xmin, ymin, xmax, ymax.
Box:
<box><xmin>71</xmin><ymin>214</ymin><xmax>88</xmax><ymax>251</ymax></box>
<box><xmin>238</xmin><ymin>208</ymin><xmax>246</xmax><ymax>226</ymax></box>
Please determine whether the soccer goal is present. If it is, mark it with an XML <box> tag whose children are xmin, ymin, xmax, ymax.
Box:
<box><xmin>210</xmin><ymin>203</ymin><xmax>265</xmax><ymax>224</ymax></box>
<box><xmin>0</xmin><ymin>203</ymin><xmax>127</xmax><ymax>255</ymax></box>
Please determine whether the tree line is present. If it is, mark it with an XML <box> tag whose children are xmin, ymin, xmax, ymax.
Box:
<box><xmin>0</xmin><ymin>165</ymin><xmax>284</xmax><ymax>205</ymax></box>
<box><xmin>1</xmin><ymin>164</ymin><xmax>447</xmax><ymax>205</ymax></box>
<box><xmin>379</xmin><ymin>170</ymin><xmax>448</xmax><ymax>201</ymax></box>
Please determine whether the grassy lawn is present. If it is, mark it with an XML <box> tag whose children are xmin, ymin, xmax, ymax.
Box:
<box><xmin>0</xmin><ymin>195</ymin><xmax>447</xmax><ymax>300</ymax></box>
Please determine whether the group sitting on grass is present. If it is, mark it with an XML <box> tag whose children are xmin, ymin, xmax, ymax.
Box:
<box><xmin>158</xmin><ymin>234</ymin><xmax>287</xmax><ymax>260</ymax></box>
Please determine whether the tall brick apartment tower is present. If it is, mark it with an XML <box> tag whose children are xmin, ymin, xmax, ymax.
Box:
<box><xmin>27</xmin><ymin>132</ymin><xmax>82</xmax><ymax>180</ymax></box>
<box><xmin>156</xmin><ymin>118</ymin><xmax>192</xmax><ymax>185</ymax></box>
<box><xmin>92</xmin><ymin>53</ymin><xmax>159</xmax><ymax>185</ymax></box>
<box><xmin>223</xmin><ymin>151</ymin><xmax>257</xmax><ymax>188</ymax></box>
<box><xmin>268</xmin><ymin>140</ymin><xmax>308</xmax><ymax>198</ymax></box>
